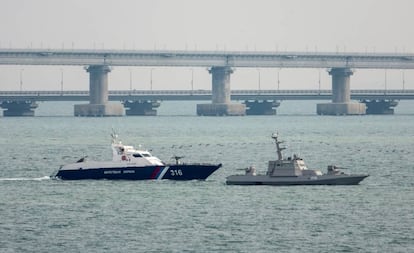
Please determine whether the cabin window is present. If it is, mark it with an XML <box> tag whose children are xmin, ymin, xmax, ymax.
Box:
<box><xmin>142</xmin><ymin>154</ymin><xmax>151</xmax><ymax>157</ymax></box>
<box><xmin>133</xmin><ymin>154</ymin><xmax>142</xmax><ymax>158</ymax></box>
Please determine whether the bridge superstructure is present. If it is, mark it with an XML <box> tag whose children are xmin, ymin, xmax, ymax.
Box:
<box><xmin>2</xmin><ymin>49</ymin><xmax>414</xmax><ymax>68</ymax></box>
<box><xmin>2</xmin><ymin>89</ymin><xmax>414</xmax><ymax>101</ymax></box>
<box><xmin>1</xmin><ymin>89</ymin><xmax>412</xmax><ymax>116</ymax></box>
<box><xmin>1</xmin><ymin>49</ymin><xmax>414</xmax><ymax>116</ymax></box>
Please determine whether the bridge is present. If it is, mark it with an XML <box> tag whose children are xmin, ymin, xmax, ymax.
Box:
<box><xmin>1</xmin><ymin>89</ymin><xmax>412</xmax><ymax>116</ymax></box>
<box><xmin>1</xmin><ymin>48</ymin><xmax>414</xmax><ymax>116</ymax></box>
<box><xmin>2</xmin><ymin>89</ymin><xmax>414</xmax><ymax>101</ymax></box>
<box><xmin>2</xmin><ymin>49</ymin><xmax>414</xmax><ymax>68</ymax></box>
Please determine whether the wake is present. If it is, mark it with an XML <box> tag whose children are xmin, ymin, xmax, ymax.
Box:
<box><xmin>0</xmin><ymin>176</ymin><xmax>51</xmax><ymax>181</ymax></box>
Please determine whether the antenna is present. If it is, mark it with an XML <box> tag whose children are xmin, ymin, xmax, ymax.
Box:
<box><xmin>271</xmin><ymin>132</ymin><xmax>285</xmax><ymax>160</ymax></box>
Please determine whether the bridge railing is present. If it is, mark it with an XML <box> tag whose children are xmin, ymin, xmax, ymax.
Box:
<box><xmin>349</xmin><ymin>89</ymin><xmax>414</xmax><ymax>94</ymax></box>
<box><xmin>109</xmin><ymin>89</ymin><xmax>212</xmax><ymax>95</ymax></box>
<box><xmin>0</xmin><ymin>90</ymin><xmax>89</xmax><ymax>95</ymax></box>
<box><xmin>0</xmin><ymin>89</ymin><xmax>413</xmax><ymax>96</ymax></box>
<box><xmin>231</xmin><ymin>89</ymin><xmax>333</xmax><ymax>94</ymax></box>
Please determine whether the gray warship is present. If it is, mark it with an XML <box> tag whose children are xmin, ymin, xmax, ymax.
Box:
<box><xmin>226</xmin><ymin>133</ymin><xmax>369</xmax><ymax>186</ymax></box>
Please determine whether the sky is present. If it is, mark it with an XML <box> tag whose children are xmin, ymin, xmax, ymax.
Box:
<box><xmin>1</xmin><ymin>0</ymin><xmax>414</xmax><ymax>91</ymax></box>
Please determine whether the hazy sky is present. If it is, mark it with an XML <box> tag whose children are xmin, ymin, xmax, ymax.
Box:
<box><xmin>1</xmin><ymin>0</ymin><xmax>414</xmax><ymax>91</ymax></box>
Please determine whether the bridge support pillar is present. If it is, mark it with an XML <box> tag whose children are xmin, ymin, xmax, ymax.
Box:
<box><xmin>197</xmin><ymin>66</ymin><xmax>245</xmax><ymax>116</ymax></box>
<box><xmin>317</xmin><ymin>68</ymin><xmax>366</xmax><ymax>115</ymax></box>
<box><xmin>361</xmin><ymin>99</ymin><xmax>398</xmax><ymax>114</ymax></box>
<box><xmin>244</xmin><ymin>100</ymin><xmax>280</xmax><ymax>115</ymax></box>
<box><xmin>0</xmin><ymin>101</ymin><xmax>38</xmax><ymax>116</ymax></box>
<box><xmin>74</xmin><ymin>65</ymin><xmax>124</xmax><ymax>117</ymax></box>
<box><xmin>123</xmin><ymin>100</ymin><xmax>161</xmax><ymax>116</ymax></box>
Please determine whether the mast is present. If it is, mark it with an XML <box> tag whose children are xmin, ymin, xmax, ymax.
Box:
<box><xmin>271</xmin><ymin>133</ymin><xmax>285</xmax><ymax>160</ymax></box>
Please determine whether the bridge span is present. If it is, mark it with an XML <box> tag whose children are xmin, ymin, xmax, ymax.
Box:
<box><xmin>1</xmin><ymin>49</ymin><xmax>414</xmax><ymax>68</ymax></box>
<box><xmin>2</xmin><ymin>48</ymin><xmax>414</xmax><ymax>116</ymax></box>
<box><xmin>1</xmin><ymin>89</ymin><xmax>412</xmax><ymax>116</ymax></box>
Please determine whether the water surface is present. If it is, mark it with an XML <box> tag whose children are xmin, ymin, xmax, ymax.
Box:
<box><xmin>1</xmin><ymin>101</ymin><xmax>413</xmax><ymax>252</ymax></box>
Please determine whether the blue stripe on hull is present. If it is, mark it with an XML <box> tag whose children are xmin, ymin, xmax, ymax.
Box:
<box><xmin>56</xmin><ymin>166</ymin><xmax>163</xmax><ymax>180</ymax></box>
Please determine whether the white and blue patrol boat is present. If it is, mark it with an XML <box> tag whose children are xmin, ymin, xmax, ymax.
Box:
<box><xmin>53</xmin><ymin>132</ymin><xmax>221</xmax><ymax>180</ymax></box>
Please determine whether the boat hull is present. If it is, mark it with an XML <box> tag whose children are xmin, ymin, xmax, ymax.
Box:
<box><xmin>226</xmin><ymin>174</ymin><xmax>369</xmax><ymax>186</ymax></box>
<box><xmin>54</xmin><ymin>163</ymin><xmax>222</xmax><ymax>180</ymax></box>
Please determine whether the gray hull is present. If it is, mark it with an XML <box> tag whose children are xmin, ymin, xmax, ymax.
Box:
<box><xmin>226</xmin><ymin>174</ymin><xmax>369</xmax><ymax>186</ymax></box>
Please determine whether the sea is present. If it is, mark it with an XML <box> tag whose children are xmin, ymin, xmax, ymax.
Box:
<box><xmin>0</xmin><ymin>100</ymin><xmax>413</xmax><ymax>253</ymax></box>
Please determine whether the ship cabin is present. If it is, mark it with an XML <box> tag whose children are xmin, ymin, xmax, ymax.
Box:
<box><xmin>267</xmin><ymin>154</ymin><xmax>323</xmax><ymax>177</ymax></box>
<box><xmin>111</xmin><ymin>142</ymin><xmax>164</xmax><ymax>166</ymax></box>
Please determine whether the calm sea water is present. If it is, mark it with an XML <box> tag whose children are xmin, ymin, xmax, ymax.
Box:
<box><xmin>1</xmin><ymin>100</ymin><xmax>413</xmax><ymax>252</ymax></box>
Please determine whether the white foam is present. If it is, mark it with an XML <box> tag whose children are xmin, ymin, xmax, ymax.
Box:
<box><xmin>0</xmin><ymin>176</ymin><xmax>51</xmax><ymax>181</ymax></box>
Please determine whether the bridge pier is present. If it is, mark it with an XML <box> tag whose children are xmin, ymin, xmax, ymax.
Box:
<box><xmin>0</xmin><ymin>101</ymin><xmax>38</xmax><ymax>116</ymax></box>
<box><xmin>361</xmin><ymin>99</ymin><xmax>398</xmax><ymax>114</ymax></box>
<box><xmin>74</xmin><ymin>65</ymin><xmax>124</xmax><ymax>117</ymax></box>
<box><xmin>123</xmin><ymin>100</ymin><xmax>161</xmax><ymax>116</ymax></box>
<box><xmin>317</xmin><ymin>68</ymin><xmax>366</xmax><ymax>115</ymax></box>
<box><xmin>197</xmin><ymin>66</ymin><xmax>245</xmax><ymax>116</ymax></box>
<box><xmin>244</xmin><ymin>100</ymin><xmax>280</xmax><ymax>115</ymax></box>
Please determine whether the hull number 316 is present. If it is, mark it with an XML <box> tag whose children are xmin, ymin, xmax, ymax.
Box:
<box><xmin>170</xmin><ymin>169</ymin><xmax>183</xmax><ymax>176</ymax></box>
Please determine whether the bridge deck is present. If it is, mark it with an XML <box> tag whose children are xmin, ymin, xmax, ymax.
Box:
<box><xmin>1</xmin><ymin>89</ymin><xmax>413</xmax><ymax>101</ymax></box>
<box><xmin>1</xmin><ymin>49</ymin><xmax>414</xmax><ymax>69</ymax></box>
